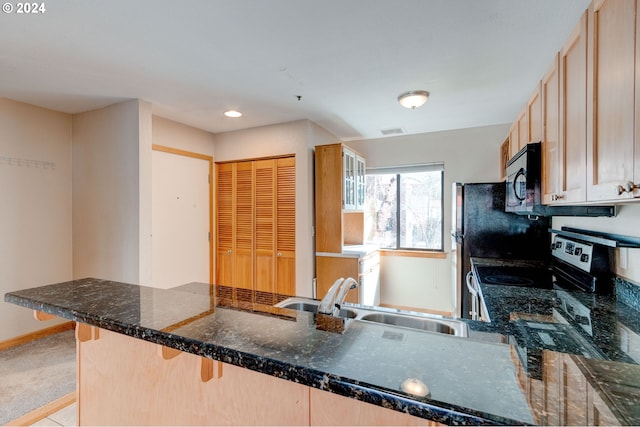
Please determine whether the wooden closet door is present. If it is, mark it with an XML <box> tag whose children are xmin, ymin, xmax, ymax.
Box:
<box><xmin>254</xmin><ymin>159</ymin><xmax>276</xmax><ymax>302</ymax></box>
<box><xmin>276</xmin><ymin>157</ymin><xmax>296</xmax><ymax>297</ymax></box>
<box><xmin>234</xmin><ymin>161</ymin><xmax>254</xmax><ymax>293</ymax></box>
<box><xmin>216</xmin><ymin>163</ymin><xmax>234</xmax><ymax>287</ymax></box>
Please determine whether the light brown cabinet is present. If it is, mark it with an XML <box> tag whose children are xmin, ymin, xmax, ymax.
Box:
<box><xmin>586</xmin><ymin>0</ymin><xmax>640</xmax><ymax>202</ymax></box>
<box><xmin>558</xmin><ymin>10</ymin><xmax>589</xmax><ymax>204</ymax></box>
<box><xmin>509</xmin><ymin>121</ymin><xmax>520</xmax><ymax>159</ymax></box>
<box><xmin>216</xmin><ymin>156</ymin><xmax>296</xmax><ymax>303</ymax></box>
<box><xmin>77</xmin><ymin>327</ymin><xmax>310</xmax><ymax>426</ymax></box>
<box><xmin>509</xmin><ymin>0</ymin><xmax>640</xmax><ymax>206</ymax></box>
<box><xmin>542</xmin><ymin>54</ymin><xmax>562</xmax><ymax>205</ymax></box>
<box><xmin>315</xmin><ymin>143</ymin><xmax>366</xmax><ymax>254</ymax></box>
<box><xmin>316</xmin><ymin>255</ymin><xmax>360</xmax><ymax>304</ymax></box>
<box><xmin>309</xmin><ymin>388</ymin><xmax>441</xmax><ymax>426</ymax></box>
<box><xmin>315</xmin><ymin>143</ymin><xmax>373</xmax><ymax>303</ymax></box>
<box><xmin>528</xmin><ymin>82</ymin><xmax>543</xmax><ymax>145</ymax></box>
<box><xmin>78</xmin><ymin>326</ymin><xmax>442</xmax><ymax>426</ymax></box>
<box><xmin>500</xmin><ymin>137</ymin><xmax>510</xmax><ymax>180</ymax></box>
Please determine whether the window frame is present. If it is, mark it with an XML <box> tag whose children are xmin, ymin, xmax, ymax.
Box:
<box><xmin>365</xmin><ymin>164</ymin><xmax>445</xmax><ymax>253</ymax></box>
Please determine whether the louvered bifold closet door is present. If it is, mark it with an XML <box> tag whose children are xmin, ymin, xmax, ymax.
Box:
<box><xmin>254</xmin><ymin>159</ymin><xmax>276</xmax><ymax>304</ymax></box>
<box><xmin>234</xmin><ymin>162</ymin><xmax>254</xmax><ymax>306</ymax></box>
<box><xmin>275</xmin><ymin>157</ymin><xmax>296</xmax><ymax>298</ymax></box>
<box><xmin>216</xmin><ymin>163</ymin><xmax>234</xmax><ymax>295</ymax></box>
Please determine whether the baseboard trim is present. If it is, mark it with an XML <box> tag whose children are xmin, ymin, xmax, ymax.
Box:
<box><xmin>4</xmin><ymin>391</ymin><xmax>76</xmax><ymax>426</ymax></box>
<box><xmin>379</xmin><ymin>303</ymin><xmax>453</xmax><ymax>317</ymax></box>
<box><xmin>0</xmin><ymin>321</ymin><xmax>75</xmax><ymax>352</ymax></box>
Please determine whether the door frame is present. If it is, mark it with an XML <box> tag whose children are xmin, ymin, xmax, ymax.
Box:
<box><xmin>152</xmin><ymin>144</ymin><xmax>214</xmax><ymax>285</ymax></box>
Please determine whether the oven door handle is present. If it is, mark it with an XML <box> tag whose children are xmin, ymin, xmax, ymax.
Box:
<box><xmin>466</xmin><ymin>271</ymin><xmax>479</xmax><ymax>320</ymax></box>
<box><xmin>465</xmin><ymin>271</ymin><xmax>478</xmax><ymax>295</ymax></box>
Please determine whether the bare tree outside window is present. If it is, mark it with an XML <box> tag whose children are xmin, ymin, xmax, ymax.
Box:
<box><xmin>364</xmin><ymin>170</ymin><xmax>443</xmax><ymax>250</ymax></box>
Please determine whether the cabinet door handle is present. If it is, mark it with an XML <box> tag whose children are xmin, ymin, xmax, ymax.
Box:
<box><xmin>551</xmin><ymin>193</ymin><xmax>564</xmax><ymax>201</ymax></box>
<box><xmin>277</xmin><ymin>252</ymin><xmax>282</xmax><ymax>257</ymax></box>
<box><xmin>616</xmin><ymin>181</ymin><xmax>639</xmax><ymax>195</ymax></box>
<box><xmin>227</xmin><ymin>249</ymin><xmax>232</xmax><ymax>255</ymax></box>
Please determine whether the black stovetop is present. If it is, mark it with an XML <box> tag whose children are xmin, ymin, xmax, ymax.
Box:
<box><xmin>474</xmin><ymin>264</ymin><xmax>554</xmax><ymax>289</ymax></box>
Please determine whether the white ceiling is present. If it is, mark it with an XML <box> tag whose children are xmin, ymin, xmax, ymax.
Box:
<box><xmin>0</xmin><ymin>0</ymin><xmax>590</xmax><ymax>141</ymax></box>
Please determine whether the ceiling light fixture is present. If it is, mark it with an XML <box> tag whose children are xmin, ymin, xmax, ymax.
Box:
<box><xmin>397</xmin><ymin>90</ymin><xmax>429</xmax><ymax>109</ymax></box>
<box><xmin>224</xmin><ymin>110</ymin><xmax>242</xmax><ymax>118</ymax></box>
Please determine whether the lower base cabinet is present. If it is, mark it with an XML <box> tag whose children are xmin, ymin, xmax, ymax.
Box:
<box><xmin>310</xmin><ymin>388</ymin><xmax>440</xmax><ymax>426</ymax></box>
<box><xmin>76</xmin><ymin>326</ymin><xmax>441</xmax><ymax>426</ymax></box>
<box><xmin>77</xmin><ymin>327</ymin><xmax>309</xmax><ymax>425</ymax></box>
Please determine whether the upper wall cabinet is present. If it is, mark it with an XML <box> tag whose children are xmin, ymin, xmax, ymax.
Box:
<box><xmin>557</xmin><ymin>10</ymin><xmax>589</xmax><ymax>204</ymax></box>
<box><xmin>528</xmin><ymin>82</ymin><xmax>543</xmax><ymax>144</ymax></box>
<box><xmin>341</xmin><ymin>147</ymin><xmax>366</xmax><ymax>211</ymax></box>
<box><xmin>542</xmin><ymin>54</ymin><xmax>561</xmax><ymax>204</ymax></box>
<box><xmin>506</xmin><ymin>1</ymin><xmax>640</xmax><ymax>206</ymax></box>
<box><xmin>315</xmin><ymin>143</ymin><xmax>366</xmax><ymax>253</ymax></box>
<box><xmin>508</xmin><ymin>82</ymin><xmax>543</xmax><ymax>162</ymax></box>
<box><xmin>586</xmin><ymin>0</ymin><xmax>640</xmax><ymax>201</ymax></box>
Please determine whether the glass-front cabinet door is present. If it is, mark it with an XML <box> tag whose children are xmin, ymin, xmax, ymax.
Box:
<box><xmin>355</xmin><ymin>155</ymin><xmax>366</xmax><ymax>210</ymax></box>
<box><xmin>343</xmin><ymin>148</ymin><xmax>356</xmax><ymax>210</ymax></box>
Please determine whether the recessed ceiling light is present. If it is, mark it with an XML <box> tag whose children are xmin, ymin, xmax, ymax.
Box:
<box><xmin>224</xmin><ymin>110</ymin><xmax>242</xmax><ymax>118</ymax></box>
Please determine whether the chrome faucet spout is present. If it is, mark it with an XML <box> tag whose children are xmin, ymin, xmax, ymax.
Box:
<box><xmin>318</xmin><ymin>277</ymin><xmax>344</xmax><ymax>315</ymax></box>
<box><xmin>318</xmin><ymin>277</ymin><xmax>359</xmax><ymax>317</ymax></box>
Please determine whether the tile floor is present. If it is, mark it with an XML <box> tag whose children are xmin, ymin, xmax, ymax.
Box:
<box><xmin>30</xmin><ymin>403</ymin><xmax>76</xmax><ymax>427</ymax></box>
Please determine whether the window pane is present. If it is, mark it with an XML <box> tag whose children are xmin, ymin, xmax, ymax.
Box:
<box><xmin>399</xmin><ymin>171</ymin><xmax>442</xmax><ymax>250</ymax></box>
<box><xmin>364</xmin><ymin>174</ymin><xmax>397</xmax><ymax>248</ymax></box>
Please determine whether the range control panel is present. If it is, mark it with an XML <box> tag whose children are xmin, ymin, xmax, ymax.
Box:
<box><xmin>551</xmin><ymin>236</ymin><xmax>594</xmax><ymax>273</ymax></box>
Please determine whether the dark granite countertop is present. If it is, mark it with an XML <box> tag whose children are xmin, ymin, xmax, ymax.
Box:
<box><xmin>5</xmin><ymin>276</ymin><xmax>640</xmax><ymax>425</ymax></box>
<box><xmin>471</xmin><ymin>257</ymin><xmax>640</xmax><ymax>425</ymax></box>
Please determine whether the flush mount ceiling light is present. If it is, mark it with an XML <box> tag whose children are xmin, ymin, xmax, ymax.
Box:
<box><xmin>224</xmin><ymin>110</ymin><xmax>242</xmax><ymax>118</ymax></box>
<box><xmin>397</xmin><ymin>90</ymin><xmax>430</xmax><ymax>109</ymax></box>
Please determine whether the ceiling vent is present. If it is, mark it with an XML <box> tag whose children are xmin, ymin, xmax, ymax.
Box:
<box><xmin>380</xmin><ymin>127</ymin><xmax>405</xmax><ymax>136</ymax></box>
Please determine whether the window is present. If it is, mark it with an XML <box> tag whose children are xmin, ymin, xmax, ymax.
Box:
<box><xmin>364</xmin><ymin>165</ymin><xmax>443</xmax><ymax>251</ymax></box>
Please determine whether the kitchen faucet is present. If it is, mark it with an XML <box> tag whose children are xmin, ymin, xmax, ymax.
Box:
<box><xmin>318</xmin><ymin>277</ymin><xmax>359</xmax><ymax>317</ymax></box>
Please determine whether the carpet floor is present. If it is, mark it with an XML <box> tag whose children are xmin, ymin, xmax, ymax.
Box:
<box><xmin>0</xmin><ymin>330</ymin><xmax>76</xmax><ymax>425</ymax></box>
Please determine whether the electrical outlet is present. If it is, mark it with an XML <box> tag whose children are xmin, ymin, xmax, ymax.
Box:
<box><xmin>619</xmin><ymin>247</ymin><xmax>629</xmax><ymax>270</ymax></box>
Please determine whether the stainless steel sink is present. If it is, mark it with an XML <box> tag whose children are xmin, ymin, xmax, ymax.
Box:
<box><xmin>275</xmin><ymin>297</ymin><xmax>467</xmax><ymax>337</ymax></box>
<box><xmin>277</xmin><ymin>299</ymin><xmax>357</xmax><ymax>318</ymax></box>
<box><xmin>358</xmin><ymin>312</ymin><xmax>459</xmax><ymax>335</ymax></box>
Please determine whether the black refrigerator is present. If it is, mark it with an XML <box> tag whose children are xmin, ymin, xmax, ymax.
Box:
<box><xmin>451</xmin><ymin>182</ymin><xmax>550</xmax><ymax>319</ymax></box>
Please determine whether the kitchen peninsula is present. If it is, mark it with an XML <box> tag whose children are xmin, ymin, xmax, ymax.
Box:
<box><xmin>5</xmin><ymin>277</ymin><xmax>640</xmax><ymax>425</ymax></box>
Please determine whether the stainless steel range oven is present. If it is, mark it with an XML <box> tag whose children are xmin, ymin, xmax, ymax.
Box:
<box><xmin>471</xmin><ymin>227</ymin><xmax>640</xmax><ymax>376</ymax></box>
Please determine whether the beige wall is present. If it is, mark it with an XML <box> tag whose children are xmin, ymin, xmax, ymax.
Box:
<box><xmin>215</xmin><ymin>119</ymin><xmax>336</xmax><ymax>297</ymax></box>
<box><xmin>152</xmin><ymin>116</ymin><xmax>216</xmax><ymax>157</ymax></box>
<box><xmin>347</xmin><ymin>124</ymin><xmax>510</xmax><ymax>313</ymax></box>
<box><xmin>0</xmin><ymin>99</ymin><xmax>72</xmax><ymax>340</ymax></box>
<box><xmin>72</xmin><ymin>100</ymin><xmax>148</xmax><ymax>284</ymax></box>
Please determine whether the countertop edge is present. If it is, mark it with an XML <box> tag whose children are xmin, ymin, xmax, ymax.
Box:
<box><xmin>4</xmin><ymin>289</ymin><xmax>523</xmax><ymax>426</ymax></box>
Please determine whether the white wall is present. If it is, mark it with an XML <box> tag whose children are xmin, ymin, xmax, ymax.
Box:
<box><xmin>0</xmin><ymin>99</ymin><xmax>72</xmax><ymax>340</ymax></box>
<box><xmin>72</xmin><ymin>100</ymin><xmax>147</xmax><ymax>283</ymax></box>
<box><xmin>215</xmin><ymin>119</ymin><xmax>337</xmax><ymax>297</ymax></box>
<box><xmin>347</xmin><ymin>124</ymin><xmax>510</xmax><ymax>313</ymax></box>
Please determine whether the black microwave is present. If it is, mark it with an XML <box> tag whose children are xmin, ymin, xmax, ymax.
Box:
<box><xmin>505</xmin><ymin>142</ymin><xmax>615</xmax><ymax>217</ymax></box>
<box><xmin>505</xmin><ymin>142</ymin><xmax>542</xmax><ymax>214</ymax></box>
